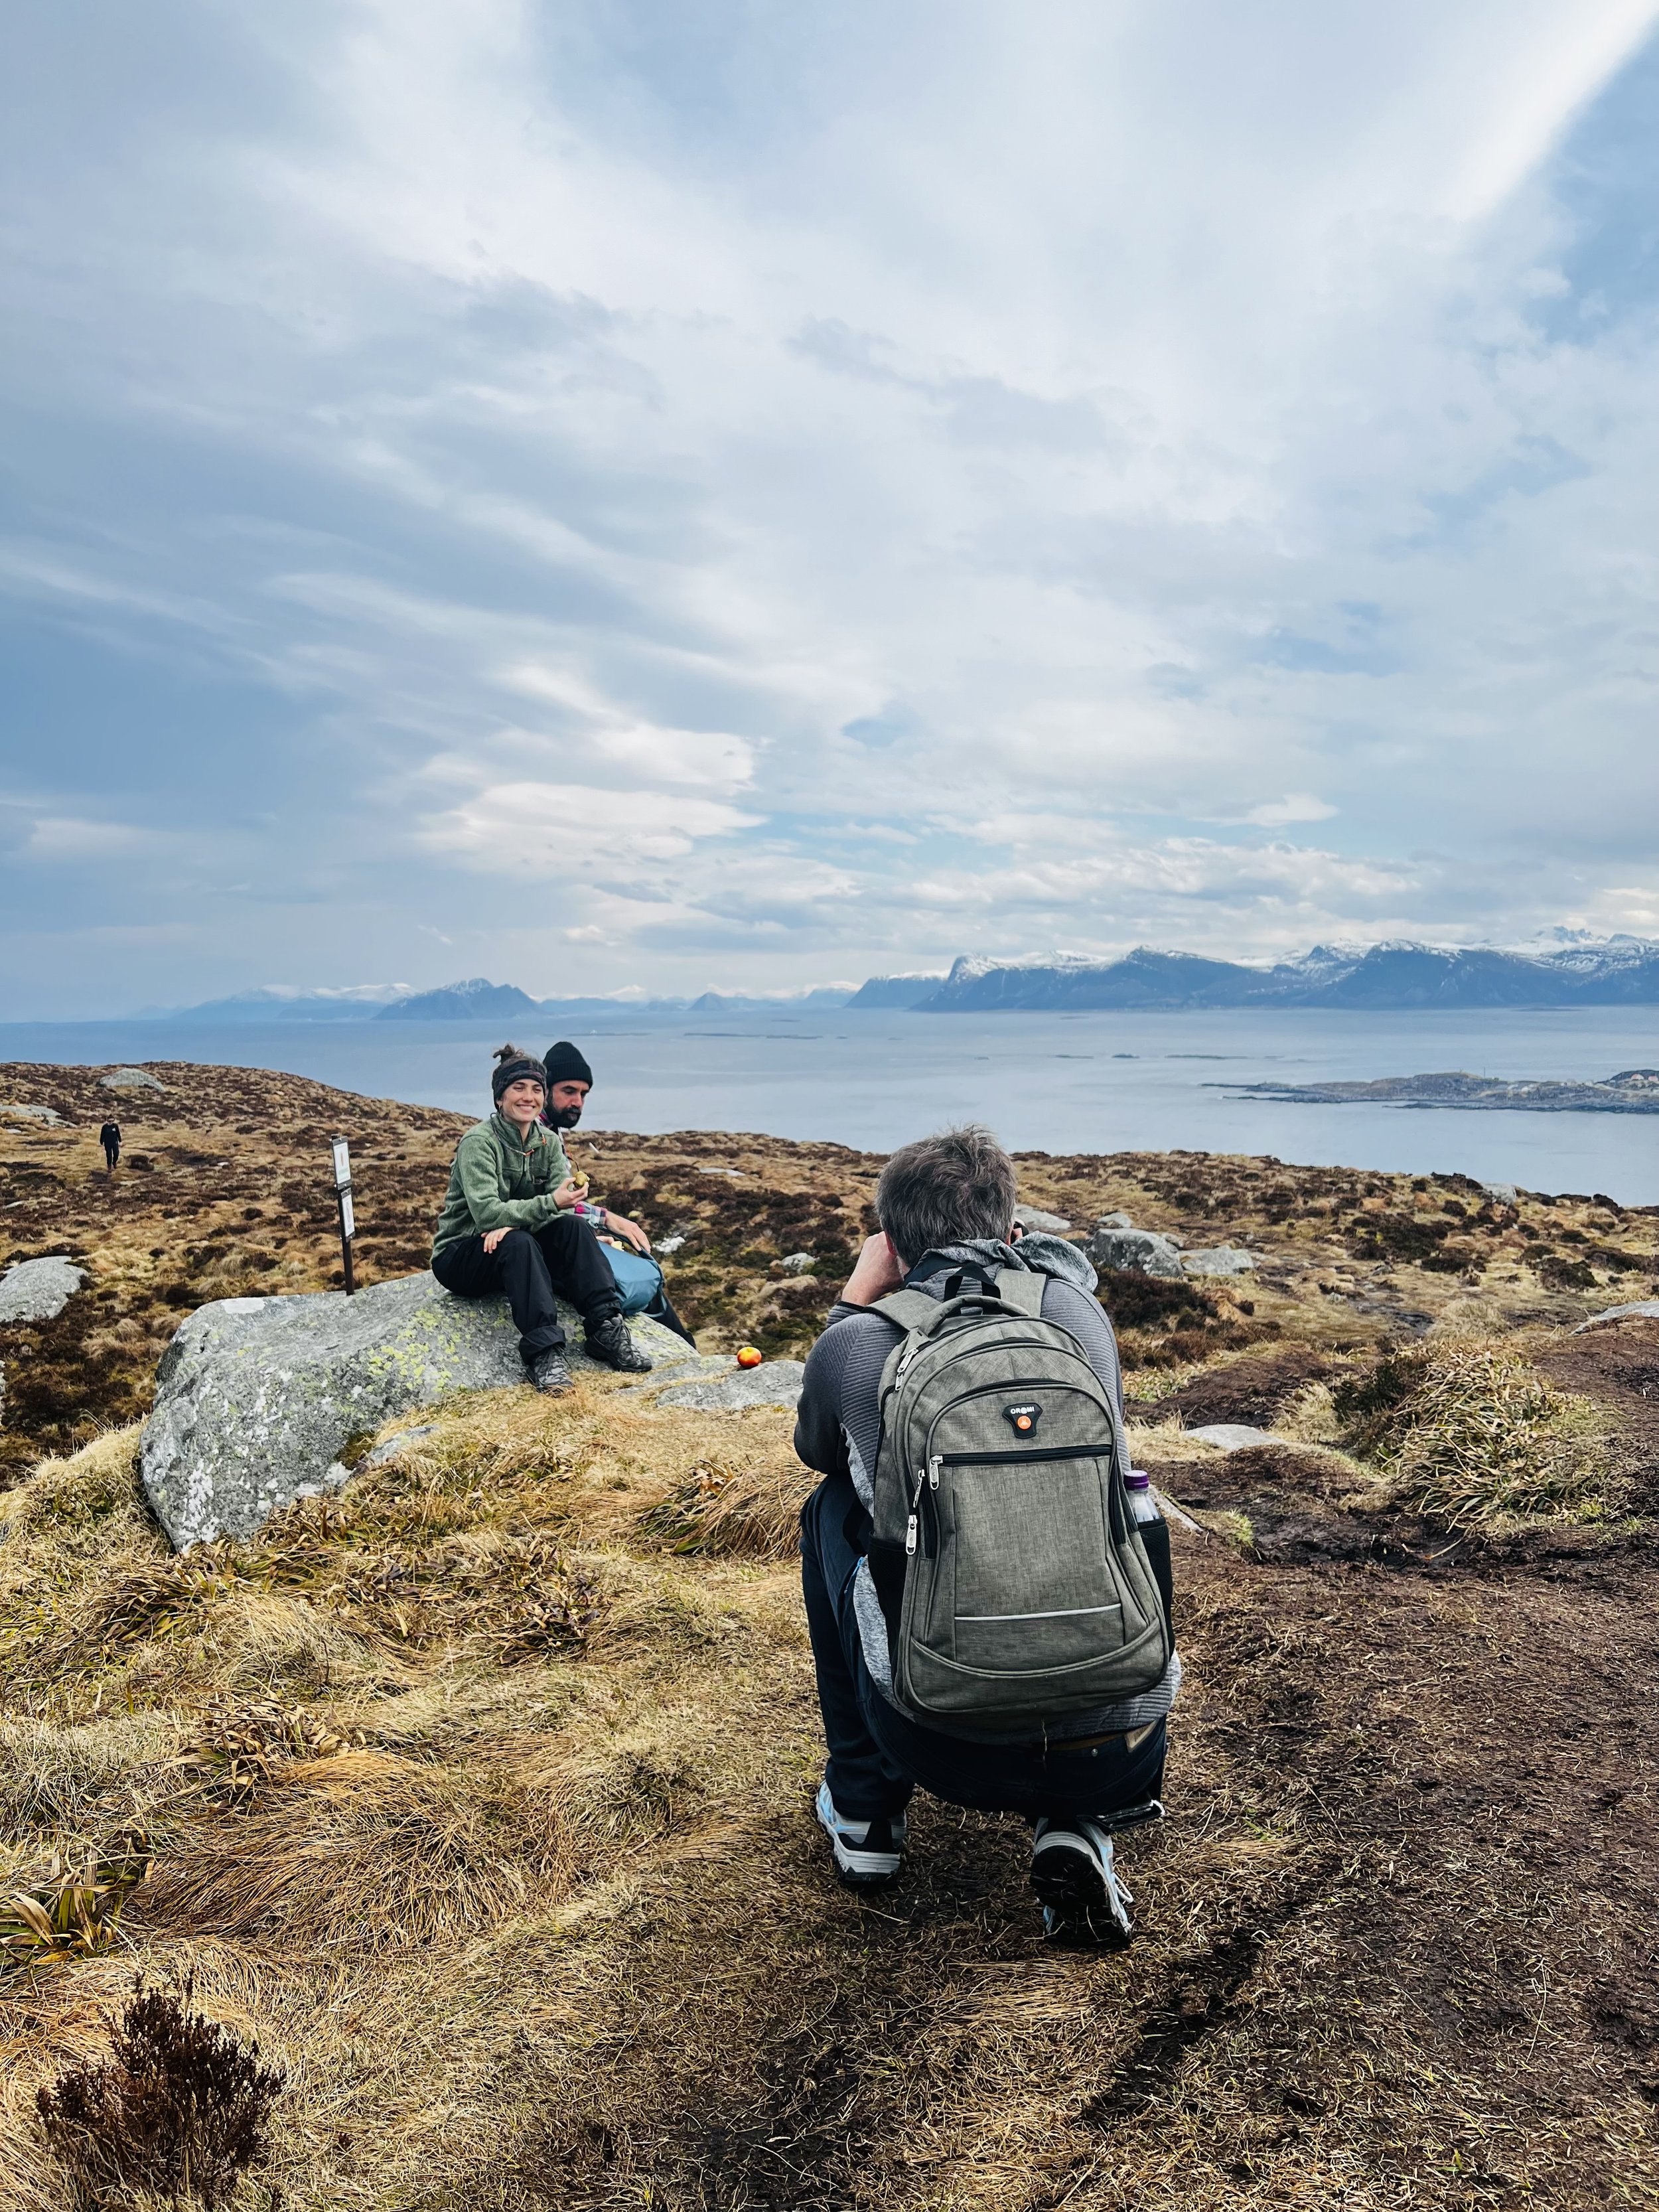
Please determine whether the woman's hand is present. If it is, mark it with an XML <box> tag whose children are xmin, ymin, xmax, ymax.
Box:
<box><xmin>482</xmin><ymin>1226</ymin><xmax>511</xmax><ymax>1255</ymax></box>
<box><xmin>840</xmin><ymin>1230</ymin><xmax>905</xmax><ymax>1307</ymax></box>
<box><xmin>551</xmin><ymin>1177</ymin><xmax>582</xmax><ymax>1211</ymax></box>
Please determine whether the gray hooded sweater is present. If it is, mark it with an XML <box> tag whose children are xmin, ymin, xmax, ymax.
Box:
<box><xmin>793</xmin><ymin>1234</ymin><xmax>1181</xmax><ymax>1741</ymax></box>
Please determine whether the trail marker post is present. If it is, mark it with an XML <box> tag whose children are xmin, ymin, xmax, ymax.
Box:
<box><xmin>330</xmin><ymin>1138</ymin><xmax>356</xmax><ymax>1295</ymax></box>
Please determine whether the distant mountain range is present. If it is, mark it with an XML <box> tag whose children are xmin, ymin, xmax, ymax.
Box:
<box><xmin>843</xmin><ymin>972</ymin><xmax>950</xmax><ymax>1009</ymax></box>
<box><xmin>164</xmin><ymin>984</ymin><xmax>415</xmax><ymax>1023</ymax></box>
<box><xmin>899</xmin><ymin>938</ymin><xmax>1659</xmax><ymax>1011</ymax></box>
<box><xmin>148</xmin><ymin>938</ymin><xmax>1659</xmax><ymax>1025</ymax></box>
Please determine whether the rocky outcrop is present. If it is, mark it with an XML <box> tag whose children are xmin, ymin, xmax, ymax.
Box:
<box><xmin>1085</xmin><ymin>1222</ymin><xmax>1186</xmax><ymax>1280</ymax></box>
<box><xmin>648</xmin><ymin>1359</ymin><xmax>806</xmax><ymax>1413</ymax></box>
<box><xmin>1180</xmin><ymin>1245</ymin><xmax>1258</xmax><ymax>1278</ymax></box>
<box><xmin>140</xmin><ymin>1273</ymin><xmax>695</xmax><ymax>1550</ymax></box>
<box><xmin>1013</xmin><ymin>1204</ymin><xmax>1072</xmax><ymax>1234</ymax></box>
<box><xmin>100</xmin><ymin>1068</ymin><xmax>165</xmax><ymax>1092</ymax></box>
<box><xmin>1573</xmin><ymin>1300</ymin><xmax>1659</xmax><ymax>1333</ymax></box>
<box><xmin>0</xmin><ymin>1256</ymin><xmax>86</xmax><ymax>1324</ymax></box>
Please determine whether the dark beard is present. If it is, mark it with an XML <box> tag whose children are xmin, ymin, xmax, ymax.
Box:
<box><xmin>549</xmin><ymin>1103</ymin><xmax>583</xmax><ymax>1129</ymax></box>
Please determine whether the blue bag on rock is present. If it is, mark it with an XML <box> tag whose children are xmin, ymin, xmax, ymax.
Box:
<box><xmin>600</xmin><ymin>1239</ymin><xmax>668</xmax><ymax>1317</ymax></box>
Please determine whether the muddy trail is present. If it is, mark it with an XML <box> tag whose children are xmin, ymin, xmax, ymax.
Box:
<box><xmin>3</xmin><ymin>1062</ymin><xmax>1659</xmax><ymax>2207</ymax></box>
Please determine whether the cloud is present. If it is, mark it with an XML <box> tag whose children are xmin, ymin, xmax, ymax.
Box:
<box><xmin>1241</xmin><ymin>795</ymin><xmax>1340</xmax><ymax>828</ymax></box>
<box><xmin>417</xmin><ymin>781</ymin><xmax>762</xmax><ymax>875</ymax></box>
<box><xmin>1</xmin><ymin>0</ymin><xmax>1657</xmax><ymax>1012</ymax></box>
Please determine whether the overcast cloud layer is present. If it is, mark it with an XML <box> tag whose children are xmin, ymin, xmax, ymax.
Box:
<box><xmin>3</xmin><ymin>0</ymin><xmax>1657</xmax><ymax>1015</ymax></box>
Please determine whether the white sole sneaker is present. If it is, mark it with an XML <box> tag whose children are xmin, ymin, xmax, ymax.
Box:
<box><xmin>1031</xmin><ymin>1816</ymin><xmax>1135</xmax><ymax>1947</ymax></box>
<box><xmin>815</xmin><ymin>1781</ymin><xmax>904</xmax><ymax>1886</ymax></box>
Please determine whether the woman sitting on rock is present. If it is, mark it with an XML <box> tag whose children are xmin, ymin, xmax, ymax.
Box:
<box><xmin>430</xmin><ymin>1044</ymin><xmax>654</xmax><ymax>1395</ymax></box>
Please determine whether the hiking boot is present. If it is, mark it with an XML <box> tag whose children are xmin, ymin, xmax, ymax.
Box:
<box><xmin>815</xmin><ymin>1782</ymin><xmax>906</xmax><ymax>1887</ymax></box>
<box><xmin>585</xmin><ymin>1313</ymin><xmax>653</xmax><ymax>1373</ymax></box>
<box><xmin>528</xmin><ymin>1348</ymin><xmax>575</xmax><ymax>1396</ymax></box>
<box><xmin>1031</xmin><ymin>1816</ymin><xmax>1135</xmax><ymax>1948</ymax></box>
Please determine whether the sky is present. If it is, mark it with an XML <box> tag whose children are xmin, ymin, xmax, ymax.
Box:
<box><xmin>2</xmin><ymin>0</ymin><xmax>1657</xmax><ymax>1017</ymax></box>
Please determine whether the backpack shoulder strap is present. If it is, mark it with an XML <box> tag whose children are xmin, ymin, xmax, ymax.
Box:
<box><xmin>993</xmin><ymin>1267</ymin><xmax>1047</xmax><ymax>1317</ymax></box>
<box><xmin>869</xmin><ymin>1288</ymin><xmax>950</xmax><ymax>1336</ymax></box>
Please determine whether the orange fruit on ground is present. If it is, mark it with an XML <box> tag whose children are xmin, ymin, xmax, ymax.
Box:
<box><xmin>735</xmin><ymin>1346</ymin><xmax>763</xmax><ymax>1368</ymax></box>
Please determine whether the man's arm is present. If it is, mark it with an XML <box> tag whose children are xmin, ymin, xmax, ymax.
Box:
<box><xmin>793</xmin><ymin>1319</ymin><xmax>861</xmax><ymax>1479</ymax></box>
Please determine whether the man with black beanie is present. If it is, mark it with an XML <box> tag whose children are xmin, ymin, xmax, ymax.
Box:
<box><xmin>541</xmin><ymin>1036</ymin><xmax>695</xmax><ymax>1345</ymax></box>
<box><xmin>430</xmin><ymin>1043</ymin><xmax>653</xmax><ymax>1394</ymax></box>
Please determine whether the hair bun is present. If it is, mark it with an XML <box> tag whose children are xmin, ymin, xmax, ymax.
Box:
<box><xmin>493</xmin><ymin>1041</ymin><xmax>526</xmax><ymax>1066</ymax></box>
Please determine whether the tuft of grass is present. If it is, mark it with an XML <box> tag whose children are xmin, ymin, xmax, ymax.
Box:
<box><xmin>1336</xmin><ymin>1341</ymin><xmax>1623</xmax><ymax>1526</ymax></box>
<box><xmin>181</xmin><ymin>1695</ymin><xmax>369</xmax><ymax>1806</ymax></box>
<box><xmin>636</xmin><ymin>1452</ymin><xmax>814</xmax><ymax>1559</ymax></box>
<box><xmin>1</xmin><ymin>1841</ymin><xmax>151</xmax><ymax>1977</ymax></box>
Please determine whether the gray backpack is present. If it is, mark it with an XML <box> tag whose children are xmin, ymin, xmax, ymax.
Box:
<box><xmin>866</xmin><ymin>1265</ymin><xmax>1171</xmax><ymax>1734</ymax></box>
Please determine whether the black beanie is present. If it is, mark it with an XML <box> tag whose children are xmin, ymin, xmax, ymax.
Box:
<box><xmin>543</xmin><ymin>1039</ymin><xmax>594</xmax><ymax>1089</ymax></box>
<box><xmin>491</xmin><ymin>1043</ymin><xmax>547</xmax><ymax>1103</ymax></box>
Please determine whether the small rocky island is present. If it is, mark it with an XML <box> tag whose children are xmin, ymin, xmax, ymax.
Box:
<box><xmin>1228</xmin><ymin>1066</ymin><xmax>1659</xmax><ymax>1113</ymax></box>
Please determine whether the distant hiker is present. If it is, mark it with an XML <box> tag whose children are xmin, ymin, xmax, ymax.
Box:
<box><xmin>430</xmin><ymin>1044</ymin><xmax>654</xmax><ymax>1394</ymax></box>
<box><xmin>795</xmin><ymin>1126</ymin><xmax>1179</xmax><ymax>1947</ymax></box>
<box><xmin>99</xmin><ymin>1120</ymin><xmax>121</xmax><ymax>1172</ymax></box>
<box><xmin>540</xmin><ymin>1037</ymin><xmax>695</xmax><ymax>1346</ymax></box>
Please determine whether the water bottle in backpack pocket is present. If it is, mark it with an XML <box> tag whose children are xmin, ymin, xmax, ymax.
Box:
<box><xmin>867</xmin><ymin>1266</ymin><xmax>1171</xmax><ymax>1736</ymax></box>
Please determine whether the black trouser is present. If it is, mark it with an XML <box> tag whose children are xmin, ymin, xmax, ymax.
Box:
<box><xmin>102</xmin><ymin>1142</ymin><xmax>119</xmax><ymax>1169</ymax></box>
<box><xmin>431</xmin><ymin>1218</ymin><xmax>619</xmax><ymax>1366</ymax></box>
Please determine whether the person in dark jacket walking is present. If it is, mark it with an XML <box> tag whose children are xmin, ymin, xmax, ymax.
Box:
<box><xmin>99</xmin><ymin>1121</ymin><xmax>121</xmax><ymax>1172</ymax></box>
<box><xmin>794</xmin><ymin>1126</ymin><xmax>1179</xmax><ymax>1947</ymax></box>
<box><xmin>429</xmin><ymin>1045</ymin><xmax>654</xmax><ymax>1395</ymax></box>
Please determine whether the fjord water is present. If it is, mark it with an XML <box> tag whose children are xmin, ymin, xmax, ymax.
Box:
<box><xmin>4</xmin><ymin>1005</ymin><xmax>1656</xmax><ymax>1202</ymax></box>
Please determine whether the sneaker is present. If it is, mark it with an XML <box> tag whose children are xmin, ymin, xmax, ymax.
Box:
<box><xmin>814</xmin><ymin>1781</ymin><xmax>906</xmax><ymax>1887</ymax></box>
<box><xmin>528</xmin><ymin>1348</ymin><xmax>575</xmax><ymax>1396</ymax></box>
<box><xmin>1031</xmin><ymin>1816</ymin><xmax>1135</xmax><ymax>1948</ymax></box>
<box><xmin>585</xmin><ymin>1313</ymin><xmax>654</xmax><ymax>1373</ymax></box>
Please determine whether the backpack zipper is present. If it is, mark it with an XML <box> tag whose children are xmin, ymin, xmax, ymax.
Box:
<box><xmin>933</xmin><ymin>1442</ymin><xmax>1106</xmax><ymax>1467</ymax></box>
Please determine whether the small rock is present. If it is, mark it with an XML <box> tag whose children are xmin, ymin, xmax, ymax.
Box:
<box><xmin>1572</xmin><ymin>1300</ymin><xmax>1659</xmax><ymax>1334</ymax></box>
<box><xmin>0</xmin><ymin>1255</ymin><xmax>86</xmax><ymax>1325</ymax></box>
<box><xmin>1098</xmin><ymin>1211</ymin><xmax>1133</xmax><ymax>1229</ymax></box>
<box><xmin>698</xmin><ymin>1167</ymin><xmax>747</xmax><ymax>1179</ymax></box>
<box><xmin>100</xmin><ymin>1067</ymin><xmax>165</xmax><ymax>1093</ymax></box>
<box><xmin>651</xmin><ymin>1359</ymin><xmax>806</xmax><ymax>1414</ymax></box>
<box><xmin>1086</xmin><ymin>1226</ymin><xmax>1186</xmax><ymax>1280</ymax></box>
<box><xmin>779</xmin><ymin>1252</ymin><xmax>818</xmax><ymax>1274</ymax></box>
<box><xmin>1186</xmin><ymin>1423</ymin><xmax>1282</xmax><ymax>1451</ymax></box>
<box><xmin>655</xmin><ymin>1234</ymin><xmax>687</xmax><ymax>1255</ymax></box>
<box><xmin>1</xmin><ymin>1102</ymin><xmax>62</xmax><ymax>1124</ymax></box>
<box><xmin>1181</xmin><ymin>1245</ymin><xmax>1258</xmax><ymax>1278</ymax></box>
<box><xmin>1480</xmin><ymin>1181</ymin><xmax>1520</xmax><ymax>1207</ymax></box>
<box><xmin>1014</xmin><ymin>1205</ymin><xmax>1072</xmax><ymax>1234</ymax></box>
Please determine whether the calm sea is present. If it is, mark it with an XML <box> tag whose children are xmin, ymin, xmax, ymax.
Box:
<box><xmin>4</xmin><ymin>1005</ymin><xmax>1657</xmax><ymax>1203</ymax></box>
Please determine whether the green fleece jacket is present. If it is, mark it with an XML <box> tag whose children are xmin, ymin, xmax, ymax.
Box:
<box><xmin>431</xmin><ymin>1113</ymin><xmax>573</xmax><ymax>1261</ymax></box>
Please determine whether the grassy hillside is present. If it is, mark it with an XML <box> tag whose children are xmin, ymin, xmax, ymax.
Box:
<box><xmin>3</xmin><ymin>1064</ymin><xmax>1659</xmax><ymax>2209</ymax></box>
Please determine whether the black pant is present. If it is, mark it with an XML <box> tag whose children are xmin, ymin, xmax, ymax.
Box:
<box><xmin>800</xmin><ymin>1473</ymin><xmax>1167</xmax><ymax>1824</ymax></box>
<box><xmin>102</xmin><ymin>1142</ymin><xmax>119</xmax><ymax>1168</ymax></box>
<box><xmin>432</xmin><ymin>1218</ymin><xmax>618</xmax><ymax>1366</ymax></box>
